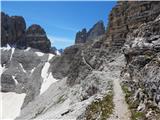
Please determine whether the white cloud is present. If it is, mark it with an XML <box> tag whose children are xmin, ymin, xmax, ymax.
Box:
<box><xmin>48</xmin><ymin>35</ymin><xmax>74</xmax><ymax>49</ymax></box>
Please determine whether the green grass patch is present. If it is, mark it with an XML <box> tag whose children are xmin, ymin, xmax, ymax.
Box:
<box><xmin>131</xmin><ymin>111</ymin><xmax>145</xmax><ymax>120</ymax></box>
<box><xmin>84</xmin><ymin>91</ymin><xmax>114</xmax><ymax>120</ymax></box>
<box><xmin>56</xmin><ymin>95</ymin><xmax>65</xmax><ymax>104</ymax></box>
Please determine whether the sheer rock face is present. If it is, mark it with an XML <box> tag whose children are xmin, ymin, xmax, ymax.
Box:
<box><xmin>1</xmin><ymin>12</ymin><xmax>51</xmax><ymax>53</ymax></box>
<box><xmin>121</xmin><ymin>14</ymin><xmax>160</xmax><ymax>118</ymax></box>
<box><xmin>1</xmin><ymin>12</ymin><xmax>26</xmax><ymax>47</ymax></box>
<box><xmin>75</xmin><ymin>28</ymin><xmax>87</xmax><ymax>44</ymax></box>
<box><xmin>87</xmin><ymin>20</ymin><xmax>105</xmax><ymax>41</ymax></box>
<box><xmin>106</xmin><ymin>1</ymin><xmax>160</xmax><ymax>49</ymax></box>
<box><xmin>26</xmin><ymin>24</ymin><xmax>51</xmax><ymax>53</ymax></box>
<box><xmin>75</xmin><ymin>21</ymin><xmax>105</xmax><ymax>44</ymax></box>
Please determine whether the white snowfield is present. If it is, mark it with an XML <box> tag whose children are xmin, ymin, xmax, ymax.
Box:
<box><xmin>0</xmin><ymin>92</ymin><xmax>26</xmax><ymax>120</ymax></box>
<box><xmin>35</xmin><ymin>52</ymin><xmax>44</xmax><ymax>56</ymax></box>
<box><xmin>40</xmin><ymin>53</ymin><xmax>57</xmax><ymax>95</ymax></box>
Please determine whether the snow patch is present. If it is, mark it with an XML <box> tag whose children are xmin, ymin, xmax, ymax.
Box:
<box><xmin>35</xmin><ymin>52</ymin><xmax>44</xmax><ymax>56</ymax></box>
<box><xmin>0</xmin><ymin>92</ymin><xmax>26</xmax><ymax>120</ymax></box>
<box><xmin>12</xmin><ymin>75</ymin><xmax>18</xmax><ymax>85</ymax></box>
<box><xmin>24</xmin><ymin>47</ymin><xmax>31</xmax><ymax>52</ymax></box>
<box><xmin>0</xmin><ymin>44</ymin><xmax>11</xmax><ymax>51</ymax></box>
<box><xmin>19</xmin><ymin>63</ymin><xmax>27</xmax><ymax>73</ymax></box>
<box><xmin>40</xmin><ymin>54</ymin><xmax>57</xmax><ymax>94</ymax></box>
<box><xmin>10</xmin><ymin>47</ymin><xmax>15</xmax><ymax>60</ymax></box>
<box><xmin>48</xmin><ymin>54</ymin><xmax>55</xmax><ymax>61</ymax></box>
<box><xmin>0</xmin><ymin>65</ymin><xmax>6</xmax><ymax>76</ymax></box>
<box><xmin>41</xmin><ymin>62</ymin><xmax>50</xmax><ymax>79</ymax></box>
<box><xmin>56</xmin><ymin>50</ymin><xmax>61</xmax><ymax>56</ymax></box>
<box><xmin>30</xmin><ymin>67</ymin><xmax>36</xmax><ymax>74</ymax></box>
<box><xmin>40</xmin><ymin>72</ymin><xmax>58</xmax><ymax>95</ymax></box>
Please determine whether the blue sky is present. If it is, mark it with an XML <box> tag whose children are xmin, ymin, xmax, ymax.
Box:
<box><xmin>1</xmin><ymin>1</ymin><xmax>116</xmax><ymax>49</ymax></box>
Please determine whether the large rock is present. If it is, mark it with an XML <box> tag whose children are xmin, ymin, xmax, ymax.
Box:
<box><xmin>106</xmin><ymin>1</ymin><xmax>160</xmax><ymax>49</ymax></box>
<box><xmin>26</xmin><ymin>24</ymin><xmax>51</xmax><ymax>52</ymax></box>
<box><xmin>75</xmin><ymin>21</ymin><xmax>105</xmax><ymax>44</ymax></box>
<box><xmin>121</xmin><ymin>14</ymin><xmax>160</xmax><ymax>119</ymax></box>
<box><xmin>1</xmin><ymin>12</ymin><xmax>26</xmax><ymax>47</ymax></box>
<box><xmin>1</xmin><ymin>12</ymin><xmax>51</xmax><ymax>53</ymax></box>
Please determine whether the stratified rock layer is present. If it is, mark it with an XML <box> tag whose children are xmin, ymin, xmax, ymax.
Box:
<box><xmin>106</xmin><ymin>1</ymin><xmax>160</xmax><ymax>49</ymax></box>
<box><xmin>26</xmin><ymin>24</ymin><xmax>51</xmax><ymax>53</ymax></box>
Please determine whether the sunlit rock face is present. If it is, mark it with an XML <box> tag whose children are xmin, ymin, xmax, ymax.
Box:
<box><xmin>75</xmin><ymin>21</ymin><xmax>105</xmax><ymax>44</ymax></box>
<box><xmin>106</xmin><ymin>1</ymin><xmax>160</xmax><ymax>50</ymax></box>
<box><xmin>121</xmin><ymin>13</ymin><xmax>160</xmax><ymax>119</ymax></box>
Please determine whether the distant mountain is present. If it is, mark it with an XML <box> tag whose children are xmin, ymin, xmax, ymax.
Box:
<box><xmin>1</xmin><ymin>12</ymin><xmax>51</xmax><ymax>53</ymax></box>
<box><xmin>1</xmin><ymin>1</ymin><xmax>160</xmax><ymax>120</ymax></box>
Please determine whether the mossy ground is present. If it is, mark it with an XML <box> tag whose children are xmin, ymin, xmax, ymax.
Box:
<box><xmin>84</xmin><ymin>91</ymin><xmax>114</xmax><ymax>120</ymax></box>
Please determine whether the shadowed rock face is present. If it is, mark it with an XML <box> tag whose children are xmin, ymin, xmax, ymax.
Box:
<box><xmin>75</xmin><ymin>29</ymin><xmax>87</xmax><ymax>44</ymax></box>
<box><xmin>75</xmin><ymin>21</ymin><xmax>105</xmax><ymax>44</ymax></box>
<box><xmin>26</xmin><ymin>24</ymin><xmax>51</xmax><ymax>53</ymax></box>
<box><xmin>1</xmin><ymin>12</ymin><xmax>51</xmax><ymax>53</ymax></box>
<box><xmin>1</xmin><ymin>12</ymin><xmax>26</xmax><ymax>47</ymax></box>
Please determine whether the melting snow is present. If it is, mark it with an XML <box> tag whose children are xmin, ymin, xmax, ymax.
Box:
<box><xmin>35</xmin><ymin>52</ymin><xmax>44</xmax><ymax>56</ymax></box>
<box><xmin>48</xmin><ymin>54</ymin><xmax>55</xmax><ymax>61</ymax></box>
<box><xmin>40</xmin><ymin>72</ymin><xmax>58</xmax><ymax>95</ymax></box>
<box><xmin>24</xmin><ymin>47</ymin><xmax>31</xmax><ymax>52</ymax></box>
<box><xmin>0</xmin><ymin>65</ymin><xmax>6</xmax><ymax>76</ymax></box>
<box><xmin>30</xmin><ymin>67</ymin><xmax>36</xmax><ymax>74</ymax></box>
<box><xmin>56</xmin><ymin>50</ymin><xmax>61</xmax><ymax>56</ymax></box>
<box><xmin>41</xmin><ymin>62</ymin><xmax>50</xmax><ymax>79</ymax></box>
<box><xmin>10</xmin><ymin>47</ymin><xmax>15</xmax><ymax>60</ymax></box>
<box><xmin>0</xmin><ymin>92</ymin><xmax>26</xmax><ymax>120</ymax></box>
<box><xmin>12</xmin><ymin>75</ymin><xmax>18</xmax><ymax>85</ymax></box>
<box><xmin>40</xmin><ymin>54</ymin><xmax>57</xmax><ymax>95</ymax></box>
<box><xmin>0</xmin><ymin>44</ymin><xmax>11</xmax><ymax>51</ymax></box>
<box><xmin>19</xmin><ymin>63</ymin><xmax>27</xmax><ymax>73</ymax></box>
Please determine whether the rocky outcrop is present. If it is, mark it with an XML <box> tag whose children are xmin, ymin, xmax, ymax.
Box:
<box><xmin>87</xmin><ymin>20</ymin><xmax>105</xmax><ymax>41</ymax></box>
<box><xmin>106</xmin><ymin>1</ymin><xmax>160</xmax><ymax>49</ymax></box>
<box><xmin>122</xmin><ymin>14</ymin><xmax>160</xmax><ymax>119</ymax></box>
<box><xmin>1</xmin><ymin>47</ymin><xmax>48</xmax><ymax>107</ymax></box>
<box><xmin>1</xmin><ymin>12</ymin><xmax>51</xmax><ymax>53</ymax></box>
<box><xmin>75</xmin><ymin>28</ymin><xmax>87</xmax><ymax>44</ymax></box>
<box><xmin>1</xmin><ymin>12</ymin><xmax>26</xmax><ymax>47</ymax></box>
<box><xmin>26</xmin><ymin>24</ymin><xmax>51</xmax><ymax>52</ymax></box>
<box><xmin>75</xmin><ymin>21</ymin><xmax>105</xmax><ymax>44</ymax></box>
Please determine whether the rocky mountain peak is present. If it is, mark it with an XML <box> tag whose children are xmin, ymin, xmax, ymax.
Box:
<box><xmin>75</xmin><ymin>28</ymin><xmax>87</xmax><ymax>44</ymax></box>
<box><xmin>26</xmin><ymin>24</ymin><xmax>46</xmax><ymax>35</ymax></box>
<box><xmin>1</xmin><ymin>12</ymin><xmax>51</xmax><ymax>52</ymax></box>
<box><xmin>26</xmin><ymin>24</ymin><xmax>51</xmax><ymax>52</ymax></box>
<box><xmin>1</xmin><ymin>12</ymin><xmax>26</xmax><ymax>46</ymax></box>
<box><xmin>75</xmin><ymin>20</ymin><xmax>105</xmax><ymax>44</ymax></box>
<box><xmin>87</xmin><ymin>20</ymin><xmax>105</xmax><ymax>40</ymax></box>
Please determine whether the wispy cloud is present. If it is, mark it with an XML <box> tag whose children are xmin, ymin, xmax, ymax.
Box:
<box><xmin>50</xmin><ymin>24</ymin><xmax>79</xmax><ymax>32</ymax></box>
<box><xmin>48</xmin><ymin>35</ymin><xmax>74</xmax><ymax>49</ymax></box>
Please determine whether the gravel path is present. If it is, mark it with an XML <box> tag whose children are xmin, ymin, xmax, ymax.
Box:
<box><xmin>108</xmin><ymin>78</ymin><xmax>131</xmax><ymax>120</ymax></box>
